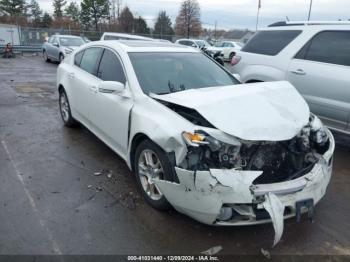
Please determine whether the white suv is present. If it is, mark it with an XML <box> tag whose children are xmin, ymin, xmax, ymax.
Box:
<box><xmin>232</xmin><ymin>21</ymin><xmax>350</xmax><ymax>134</ymax></box>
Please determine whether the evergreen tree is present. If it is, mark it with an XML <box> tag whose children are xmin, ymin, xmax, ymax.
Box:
<box><xmin>41</xmin><ymin>12</ymin><xmax>53</xmax><ymax>28</ymax></box>
<box><xmin>80</xmin><ymin>0</ymin><xmax>109</xmax><ymax>30</ymax></box>
<box><xmin>29</xmin><ymin>0</ymin><xmax>42</xmax><ymax>26</ymax></box>
<box><xmin>0</xmin><ymin>0</ymin><xmax>26</xmax><ymax>16</ymax></box>
<box><xmin>53</xmin><ymin>0</ymin><xmax>67</xmax><ymax>18</ymax></box>
<box><xmin>65</xmin><ymin>2</ymin><xmax>80</xmax><ymax>22</ymax></box>
<box><xmin>134</xmin><ymin>16</ymin><xmax>150</xmax><ymax>35</ymax></box>
<box><xmin>154</xmin><ymin>11</ymin><xmax>174</xmax><ymax>38</ymax></box>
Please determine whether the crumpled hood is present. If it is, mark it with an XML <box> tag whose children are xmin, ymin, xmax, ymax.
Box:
<box><xmin>151</xmin><ymin>81</ymin><xmax>310</xmax><ymax>141</ymax></box>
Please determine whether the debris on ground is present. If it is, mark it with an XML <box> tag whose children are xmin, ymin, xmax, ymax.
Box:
<box><xmin>201</xmin><ymin>245</ymin><xmax>223</xmax><ymax>256</ymax></box>
<box><xmin>94</xmin><ymin>169</ymin><xmax>113</xmax><ymax>178</ymax></box>
<box><xmin>261</xmin><ymin>248</ymin><xmax>271</xmax><ymax>259</ymax></box>
<box><xmin>116</xmin><ymin>191</ymin><xmax>139</xmax><ymax>210</ymax></box>
<box><xmin>87</xmin><ymin>185</ymin><xmax>93</xmax><ymax>189</ymax></box>
<box><xmin>95</xmin><ymin>186</ymin><xmax>103</xmax><ymax>192</ymax></box>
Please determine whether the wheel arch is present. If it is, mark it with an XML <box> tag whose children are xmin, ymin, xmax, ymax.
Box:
<box><xmin>245</xmin><ymin>79</ymin><xmax>263</xmax><ymax>83</ymax></box>
<box><xmin>239</xmin><ymin>65</ymin><xmax>284</xmax><ymax>83</ymax></box>
<box><xmin>58</xmin><ymin>84</ymin><xmax>65</xmax><ymax>93</ymax></box>
<box><xmin>129</xmin><ymin>133</ymin><xmax>151</xmax><ymax>171</ymax></box>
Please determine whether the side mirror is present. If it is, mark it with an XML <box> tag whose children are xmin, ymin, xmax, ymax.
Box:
<box><xmin>191</xmin><ymin>43</ymin><xmax>197</xmax><ymax>48</ymax></box>
<box><xmin>53</xmin><ymin>43</ymin><xmax>59</xmax><ymax>47</ymax></box>
<box><xmin>98</xmin><ymin>81</ymin><xmax>125</xmax><ymax>94</ymax></box>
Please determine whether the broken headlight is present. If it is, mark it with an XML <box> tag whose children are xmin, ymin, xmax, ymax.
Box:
<box><xmin>309</xmin><ymin>114</ymin><xmax>328</xmax><ymax>145</ymax></box>
<box><xmin>182</xmin><ymin>131</ymin><xmax>242</xmax><ymax>170</ymax></box>
<box><xmin>182</xmin><ymin>131</ymin><xmax>209</xmax><ymax>147</ymax></box>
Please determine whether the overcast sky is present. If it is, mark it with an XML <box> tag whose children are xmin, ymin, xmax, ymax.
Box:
<box><xmin>37</xmin><ymin>0</ymin><xmax>350</xmax><ymax>30</ymax></box>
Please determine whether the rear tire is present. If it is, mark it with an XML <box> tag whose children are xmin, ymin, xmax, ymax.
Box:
<box><xmin>229</xmin><ymin>52</ymin><xmax>236</xmax><ymax>61</ymax></box>
<box><xmin>59</xmin><ymin>53</ymin><xmax>64</xmax><ymax>63</ymax></box>
<box><xmin>59</xmin><ymin>90</ymin><xmax>78</xmax><ymax>127</ymax></box>
<box><xmin>134</xmin><ymin>139</ymin><xmax>176</xmax><ymax>210</ymax></box>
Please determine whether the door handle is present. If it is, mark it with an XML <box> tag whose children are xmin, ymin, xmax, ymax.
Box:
<box><xmin>290</xmin><ymin>69</ymin><xmax>306</xmax><ymax>76</ymax></box>
<box><xmin>68</xmin><ymin>72</ymin><xmax>75</xmax><ymax>79</ymax></box>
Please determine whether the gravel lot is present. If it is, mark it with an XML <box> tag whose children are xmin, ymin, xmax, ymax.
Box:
<box><xmin>0</xmin><ymin>56</ymin><xmax>349</xmax><ymax>257</ymax></box>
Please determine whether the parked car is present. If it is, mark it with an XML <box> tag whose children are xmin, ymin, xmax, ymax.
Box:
<box><xmin>42</xmin><ymin>35</ymin><xmax>85</xmax><ymax>63</ymax></box>
<box><xmin>231</xmin><ymin>21</ymin><xmax>350</xmax><ymax>134</ymax></box>
<box><xmin>57</xmin><ymin>40</ymin><xmax>334</xmax><ymax>246</ymax></box>
<box><xmin>81</xmin><ymin>36</ymin><xmax>91</xmax><ymax>43</ymax></box>
<box><xmin>101</xmin><ymin>32</ymin><xmax>154</xmax><ymax>41</ymax></box>
<box><xmin>214</xmin><ymin>40</ymin><xmax>243</xmax><ymax>61</ymax></box>
<box><xmin>175</xmin><ymin>38</ymin><xmax>212</xmax><ymax>49</ymax></box>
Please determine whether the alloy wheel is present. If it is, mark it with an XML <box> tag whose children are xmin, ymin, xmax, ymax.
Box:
<box><xmin>59</xmin><ymin>92</ymin><xmax>70</xmax><ymax>122</ymax></box>
<box><xmin>137</xmin><ymin>149</ymin><xmax>164</xmax><ymax>201</ymax></box>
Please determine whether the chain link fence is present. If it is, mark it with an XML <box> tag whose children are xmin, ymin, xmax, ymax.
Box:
<box><xmin>18</xmin><ymin>26</ymin><xmax>181</xmax><ymax>46</ymax></box>
<box><xmin>3</xmin><ymin>25</ymin><xmax>248</xmax><ymax>48</ymax></box>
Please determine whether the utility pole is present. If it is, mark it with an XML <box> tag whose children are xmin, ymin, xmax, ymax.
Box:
<box><xmin>308</xmin><ymin>0</ymin><xmax>313</xmax><ymax>21</ymax></box>
<box><xmin>117</xmin><ymin>0</ymin><xmax>123</xmax><ymax>21</ymax></box>
<box><xmin>255</xmin><ymin>0</ymin><xmax>261</xmax><ymax>31</ymax></box>
<box><xmin>214</xmin><ymin>20</ymin><xmax>217</xmax><ymax>41</ymax></box>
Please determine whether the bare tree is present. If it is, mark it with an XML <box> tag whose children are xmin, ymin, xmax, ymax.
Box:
<box><xmin>118</xmin><ymin>6</ymin><xmax>133</xmax><ymax>33</ymax></box>
<box><xmin>175</xmin><ymin>0</ymin><xmax>202</xmax><ymax>38</ymax></box>
<box><xmin>110</xmin><ymin>0</ymin><xmax>122</xmax><ymax>21</ymax></box>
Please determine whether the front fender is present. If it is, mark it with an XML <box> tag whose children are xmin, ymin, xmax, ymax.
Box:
<box><xmin>127</xmin><ymin>97</ymin><xmax>194</xmax><ymax>168</ymax></box>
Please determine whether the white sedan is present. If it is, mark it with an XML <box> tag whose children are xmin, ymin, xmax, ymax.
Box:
<box><xmin>210</xmin><ymin>41</ymin><xmax>242</xmax><ymax>61</ymax></box>
<box><xmin>57</xmin><ymin>40</ymin><xmax>334</xmax><ymax>246</ymax></box>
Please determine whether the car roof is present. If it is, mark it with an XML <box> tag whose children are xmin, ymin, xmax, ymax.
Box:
<box><xmin>55</xmin><ymin>35</ymin><xmax>82</xmax><ymax>38</ymax></box>
<box><xmin>87</xmin><ymin>40</ymin><xmax>198</xmax><ymax>53</ymax></box>
<box><xmin>260</xmin><ymin>24</ymin><xmax>350</xmax><ymax>31</ymax></box>
<box><xmin>176</xmin><ymin>39</ymin><xmax>205</xmax><ymax>42</ymax></box>
<box><xmin>102</xmin><ymin>32</ymin><xmax>153</xmax><ymax>41</ymax></box>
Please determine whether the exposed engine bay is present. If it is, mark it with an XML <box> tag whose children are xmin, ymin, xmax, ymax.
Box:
<box><xmin>146</xmin><ymin>83</ymin><xmax>334</xmax><ymax>247</ymax></box>
<box><xmin>158</xmin><ymin>98</ymin><xmax>331</xmax><ymax>184</ymax></box>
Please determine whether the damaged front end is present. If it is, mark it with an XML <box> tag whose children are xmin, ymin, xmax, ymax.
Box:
<box><xmin>153</xmin><ymin>115</ymin><xmax>334</xmax><ymax>246</ymax></box>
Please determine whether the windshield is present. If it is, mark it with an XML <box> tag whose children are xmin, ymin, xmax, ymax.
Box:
<box><xmin>214</xmin><ymin>42</ymin><xmax>224</xmax><ymax>47</ymax></box>
<box><xmin>59</xmin><ymin>37</ymin><xmax>84</xmax><ymax>46</ymax></box>
<box><xmin>129</xmin><ymin>52</ymin><xmax>239</xmax><ymax>95</ymax></box>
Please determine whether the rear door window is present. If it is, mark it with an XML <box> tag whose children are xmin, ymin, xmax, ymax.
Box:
<box><xmin>97</xmin><ymin>49</ymin><xmax>126</xmax><ymax>83</ymax></box>
<box><xmin>79</xmin><ymin>47</ymin><xmax>103</xmax><ymax>75</ymax></box>
<box><xmin>74</xmin><ymin>50</ymin><xmax>84</xmax><ymax>66</ymax></box>
<box><xmin>242</xmin><ymin>30</ymin><xmax>302</xmax><ymax>55</ymax></box>
<box><xmin>179</xmin><ymin>40</ymin><xmax>194</xmax><ymax>46</ymax></box>
<box><xmin>295</xmin><ymin>31</ymin><xmax>350</xmax><ymax>66</ymax></box>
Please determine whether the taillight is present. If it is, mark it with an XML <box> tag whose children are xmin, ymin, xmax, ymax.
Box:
<box><xmin>231</xmin><ymin>55</ymin><xmax>241</xmax><ymax>66</ymax></box>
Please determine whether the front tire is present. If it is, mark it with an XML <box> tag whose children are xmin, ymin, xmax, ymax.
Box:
<box><xmin>59</xmin><ymin>53</ymin><xmax>64</xmax><ymax>63</ymax></box>
<box><xmin>43</xmin><ymin>50</ymin><xmax>50</xmax><ymax>62</ymax></box>
<box><xmin>134</xmin><ymin>139</ymin><xmax>175</xmax><ymax>210</ymax></box>
<box><xmin>59</xmin><ymin>90</ymin><xmax>78</xmax><ymax>127</ymax></box>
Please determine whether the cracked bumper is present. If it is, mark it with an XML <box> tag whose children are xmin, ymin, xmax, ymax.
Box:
<box><xmin>154</xmin><ymin>130</ymin><xmax>335</xmax><ymax>227</ymax></box>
